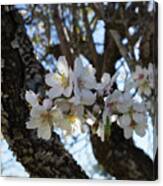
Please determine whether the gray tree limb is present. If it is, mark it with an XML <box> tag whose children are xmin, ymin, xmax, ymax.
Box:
<box><xmin>1</xmin><ymin>6</ymin><xmax>88</xmax><ymax>179</ymax></box>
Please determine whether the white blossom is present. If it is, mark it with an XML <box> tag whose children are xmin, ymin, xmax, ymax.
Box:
<box><xmin>55</xmin><ymin>99</ymin><xmax>84</xmax><ymax>136</ymax></box>
<box><xmin>97</xmin><ymin>72</ymin><xmax>117</xmax><ymax>95</ymax></box>
<box><xmin>45</xmin><ymin>56</ymin><xmax>73</xmax><ymax>99</ymax></box>
<box><xmin>26</xmin><ymin>99</ymin><xmax>62</xmax><ymax>140</ymax></box>
<box><xmin>118</xmin><ymin>101</ymin><xmax>147</xmax><ymax>139</ymax></box>
<box><xmin>133</xmin><ymin>65</ymin><xmax>152</xmax><ymax>96</ymax></box>
<box><xmin>105</xmin><ymin>90</ymin><xmax>132</xmax><ymax>115</ymax></box>
<box><xmin>71</xmin><ymin>57</ymin><xmax>97</xmax><ymax>106</ymax></box>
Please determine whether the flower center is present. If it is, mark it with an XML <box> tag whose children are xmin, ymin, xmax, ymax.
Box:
<box><xmin>142</xmin><ymin>80</ymin><xmax>149</xmax><ymax>88</ymax></box>
<box><xmin>61</xmin><ymin>73</ymin><xmax>69</xmax><ymax>88</ymax></box>
<box><xmin>53</xmin><ymin>73</ymin><xmax>69</xmax><ymax>88</ymax></box>
<box><xmin>66</xmin><ymin>114</ymin><xmax>77</xmax><ymax>123</ymax></box>
<box><xmin>40</xmin><ymin>111</ymin><xmax>54</xmax><ymax>125</ymax></box>
<box><xmin>138</xmin><ymin>74</ymin><xmax>144</xmax><ymax>80</ymax></box>
<box><xmin>107</xmin><ymin>102</ymin><xmax>117</xmax><ymax>113</ymax></box>
<box><xmin>78</xmin><ymin>78</ymin><xmax>85</xmax><ymax>89</ymax></box>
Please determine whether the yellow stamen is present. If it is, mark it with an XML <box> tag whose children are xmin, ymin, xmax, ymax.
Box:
<box><xmin>66</xmin><ymin>114</ymin><xmax>77</xmax><ymax>123</ymax></box>
<box><xmin>61</xmin><ymin>73</ymin><xmax>69</xmax><ymax>88</ymax></box>
<box><xmin>54</xmin><ymin>73</ymin><xmax>69</xmax><ymax>88</ymax></box>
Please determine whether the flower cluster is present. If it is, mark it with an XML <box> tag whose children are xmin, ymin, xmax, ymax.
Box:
<box><xmin>132</xmin><ymin>64</ymin><xmax>154</xmax><ymax>96</ymax></box>
<box><xmin>25</xmin><ymin>56</ymin><xmax>154</xmax><ymax>141</ymax></box>
<box><xmin>25</xmin><ymin>56</ymin><xmax>97</xmax><ymax>140</ymax></box>
<box><xmin>104</xmin><ymin>90</ymin><xmax>147</xmax><ymax>139</ymax></box>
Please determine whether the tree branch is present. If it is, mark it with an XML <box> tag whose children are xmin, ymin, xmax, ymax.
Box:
<box><xmin>52</xmin><ymin>5</ymin><xmax>74</xmax><ymax>68</ymax></box>
<box><xmin>91</xmin><ymin>124</ymin><xmax>156</xmax><ymax>180</ymax></box>
<box><xmin>1</xmin><ymin>6</ymin><xmax>88</xmax><ymax>178</ymax></box>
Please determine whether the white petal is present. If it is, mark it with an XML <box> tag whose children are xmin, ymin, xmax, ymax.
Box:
<box><xmin>55</xmin><ymin>100</ymin><xmax>70</xmax><ymax>113</ymax></box>
<box><xmin>45</xmin><ymin>73</ymin><xmax>56</xmax><ymax>87</ymax></box>
<box><xmin>75</xmin><ymin>105</ymin><xmax>84</xmax><ymax>119</ymax></box>
<box><xmin>119</xmin><ymin>114</ymin><xmax>131</xmax><ymax>127</ymax></box>
<box><xmin>135</xmin><ymin>124</ymin><xmax>146</xmax><ymax>137</ymax></box>
<box><xmin>57</xmin><ymin>56</ymin><xmax>69</xmax><ymax>77</ymax></box>
<box><xmin>132</xmin><ymin>112</ymin><xmax>146</xmax><ymax>124</ymax></box>
<box><xmin>101</xmin><ymin>73</ymin><xmax>111</xmax><ymax>85</ymax></box>
<box><xmin>47</xmin><ymin>85</ymin><xmax>63</xmax><ymax>99</ymax></box>
<box><xmin>69</xmin><ymin>96</ymin><xmax>81</xmax><ymax>105</ymax></box>
<box><xmin>43</xmin><ymin>99</ymin><xmax>53</xmax><ymax>110</ymax></box>
<box><xmin>25</xmin><ymin>90</ymin><xmax>38</xmax><ymax>106</ymax></box>
<box><xmin>97</xmin><ymin>83</ymin><xmax>105</xmax><ymax>91</ymax></box>
<box><xmin>111</xmin><ymin>90</ymin><xmax>122</xmax><ymax>102</ymax></box>
<box><xmin>133</xmin><ymin>102</ymin><xmax>145</xmax><ymax>112</ymax></box>
<box><xmin>86</xmin><ymin>63</ymin><xmax>96</xmax><ymax>76</ymax></box>
<box><xmin>84</xmin><ymin>78</ymin><xmax>97</xmax><ymax>89</ymax></box>
<box><xmin>26</xmin><ymin>119</ymin><xmax>40</xmax><ymax>129</ymax></box>
<box><xmin>116</xmin><ymin>103</ymin><xmax>130</xmax><ymax>113</ymax></box>
<box><xmin>125</xmin><ymin>80</ymin><xmax>136</xmax><ymax>91</ymax></box>
<box><xmin>73</xmin><ymin>78</ymin><xmax>81</xmax><ymax>96</ymax></box>
<box><xmin>96</xmin><ymin>122</ymin><xmax>105</xmax><ymax>142</ymax></box>
<box><xmin>124</xmin><ymin>127</ymin><xmax>133</xmax><ymax>139</ymax></box>
<box><xmin>63</xmin><ymin>71</ymin><xmax>73</xmax><ymax>97</ymax></box>
<box><xmin>144</xmin><ymin>87</ymin><xmax>151</xmax><ymax>96</ymax></box>
<box><xmin>64</xmin><ymin>85</ymin><xmax>72</xmax><ymax>97</ymax></box>
<box><xmin>74</xmin><ymin>58</ymin><xmax>84</xmax><ymax>77</ymax></box>
<box><xmin>37</xmin><ymin>125</ymin><xmax>51</xmax><ymax>140</ymax></box>
<box><xmin>81</xmin><ymin>89</ymin><xmax>96</xmax><ymax>106</ymax></box>
<box><xmin>82</xmin><ymin>65</ymin><xmax>97</xmax><ymax>89</ymax></box>
<box><xmin>93</xmin><ymin>104</ymin><xmax>100</xmax><ymax>113</ymax></box>
<box><xmin>30</xmin><ymin>106</ymin><xmax>44</xmax><ymax>118</ymax></box>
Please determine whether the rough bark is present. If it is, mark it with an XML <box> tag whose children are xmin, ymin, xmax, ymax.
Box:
<box><xmin>91</xmin><ymin>125</ymin><xmax>156</xmax><ymax>180</ymax></box>
<box><xmin>1</xmin><ymin>6</ymin><xmax>88</xmax><ymax>179</ymax></box>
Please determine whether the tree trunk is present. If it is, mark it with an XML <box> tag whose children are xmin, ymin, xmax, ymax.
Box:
<box><xmin>1</xmin><ymin>6</ymin><xmax>88</xmax><ymax>179</ymax></box>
